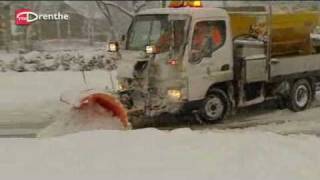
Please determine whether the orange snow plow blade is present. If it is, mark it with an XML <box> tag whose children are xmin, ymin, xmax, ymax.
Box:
<box><xmin>76</xmin><ymin>93</ymin><xmax>129</xmax><ymax>128</ymax></box>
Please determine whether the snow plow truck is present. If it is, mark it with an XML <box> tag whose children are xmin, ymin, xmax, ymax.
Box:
<box><xmin>78</xmin><ymin>1</ymin><xmax>320</xmax><ymax>128</ymax></box>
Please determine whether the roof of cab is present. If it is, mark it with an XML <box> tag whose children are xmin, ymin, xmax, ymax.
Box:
<box><xmin>137</xmin><ymin>8</ymin><xmax>228</xmax><ymax>19</ymax></box>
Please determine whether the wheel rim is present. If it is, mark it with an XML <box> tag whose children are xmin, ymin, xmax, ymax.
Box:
<box><xmin>295</xmin><ymin>85</ymin><xmax>309</xmax><ymax>108</ymax></box>
<box><xmin>204</xmin><ymin>95</ymin><xmax>224</xmax><ymax>120</ymax></box>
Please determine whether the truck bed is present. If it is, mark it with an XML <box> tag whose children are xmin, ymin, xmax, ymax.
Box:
<box><xmin>270</xmin><ymin>54</ymin><xmax>320</xmax><ymax>79</ymax></box>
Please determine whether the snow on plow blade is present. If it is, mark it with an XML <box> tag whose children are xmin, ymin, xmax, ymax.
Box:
<box><xmin>76</xmin><ymin>93</ymin><xmax>129</xmax><ymax>128</ymax></box>
<box><xmin>37</xmin><ymin>90</ymin><xmax>129</xmax><ymax>138</ymax></box>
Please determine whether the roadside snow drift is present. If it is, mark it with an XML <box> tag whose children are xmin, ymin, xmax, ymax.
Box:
<box><xmin>1</xmin><ymin>129</ymin><xmax>320</xmax><ymax>180</ymax></box>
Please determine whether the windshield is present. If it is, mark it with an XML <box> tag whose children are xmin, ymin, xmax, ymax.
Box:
<box><xmin>127</xmin><ymin>15</ymin><xmax>188</xmax><ymax>53</ymax></box>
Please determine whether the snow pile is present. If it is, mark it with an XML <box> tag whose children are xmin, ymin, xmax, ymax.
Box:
<box><xmin>1</xmin><ymin>129</ymin><xmax>320</xmax><ymax>179</ymax></box>
<box><xmin>0</xmin><ymin>50</ymin><xmax>115</xmax><ymax>72</ymax></box>
<box><xmin>37</xmin><ymin>105</ymin><xmax>125</xmax><ymax>138</ymax></box>
<box><xmin>0</xmin><ymin>40</ymin><xmax>119</xmax><ymax>72</ymax></box>
<box><xmin>38</xmin><ymin>89</ymin><xmax>126</xmax><ymax>137</ymax></box>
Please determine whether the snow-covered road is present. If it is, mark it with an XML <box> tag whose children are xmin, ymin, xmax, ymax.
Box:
<box><xmin>1</xmin><ymin>71</ymin><xmax>320</xmax><ymax>136</ymax></box>
<box><xmin>0</xmin><ymin>71</ymin><xmax>115</xmax><ymax>136</ymax></box>
<box><xmin>1</xmin><ymin>129</ymin><xmax>320</xmax><ymax>180</ymax></box>
<box><xmin>1</xmin><ymin>71</ymin><xmax>320</xmax><ymax>179</ymax></box>
<box><xmin>196</xmin><ymin>105</ymin><xmax>320</xmax><ymax>136</ymax></box>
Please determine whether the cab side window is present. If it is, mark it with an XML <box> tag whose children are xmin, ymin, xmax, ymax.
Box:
<box><xmin>190</xmin><ymin>21</ymin><xmax>226</xmax><ymax>63</ymax></box>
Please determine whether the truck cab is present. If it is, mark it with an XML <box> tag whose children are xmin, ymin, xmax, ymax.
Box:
<box><xmin>113</xmin><ymin>7</ymin><xmax>233</xmax><ymax>119</ymax></box>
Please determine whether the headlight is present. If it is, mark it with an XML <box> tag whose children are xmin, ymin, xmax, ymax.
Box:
<box><xmin>118</xmin><ymin>83</ymin><xmax>124</xmax><ymax>91</ymax></box>
<box><xmin>167</xmin><ymin>89</ymin><xmax>182</xmax><ymax>100</ymax></box>
<box><xmin>108</xmin><ymin>42</ymin><xmax>119</xmax><ymax>52</ymax></box>
<box><xmin>118</xmin><ymin>80</ymin><xmax>129</xmax><ymax>91</ymax></box>
<box><xmin>145</xmin><ymin>45</ymin><xmax>158</xmax><ymax>54</ymax></box>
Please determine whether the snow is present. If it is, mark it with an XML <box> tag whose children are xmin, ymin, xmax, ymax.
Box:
<box><xmin>2</xmin><ymin>70</ymin><xmax>320</xmax><ymax>136</ymax></box>
<box><xmin>0</xmin><ymin>129</ymin><xmax>320</xmax><ymax>180</ymax></box>
<box><xmin>1</xmin><ymin>2</ymin><xmax>320</xmax><ymax>178</ymax></box>
<box><xmin>0</xmin><ymin>71</ymin><xmax>112</xmax><ymax>105</ymax></box>
<box><xmin>0</xmin><ymin>49</ymin><xmax>111</xmax><ymax>72</ymax></box>
<box><xmin>37</xmin><ymin>98</ymin><xmax>126</xmax><ymax>138</ymax></box>
<box><xmin>0</xmin><ymin>40</ymin><xmax>116</xmax><ymax>72</ymax></box>
<box><xmin>0</xmin><ymin>71</ymin><xmax>114</xmax><ymax>126</ymax></box>
<box><xmin>248</xmin><ymin>107</ymin><xmax>320</xmax><ymax>135</ymax></box>
<box><xmin>1</xmin><ymin>49</ymin><xmax>320</xmax><ymax>179</ymax></box>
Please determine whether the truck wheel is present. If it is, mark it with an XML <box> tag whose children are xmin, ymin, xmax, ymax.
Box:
<box><xmin>200</xmin><ymin>89</ymin><xmax>229</xmax><ymax>122</ymax></box>
<box><xmin>288</xmin><ymin>79</ymin><xmax>312</xmax><ymax>112</ymax></box>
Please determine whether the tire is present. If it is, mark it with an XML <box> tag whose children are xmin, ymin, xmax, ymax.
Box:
<box><xmin>200</xmin><ymin>89</ymin><xmax>230</xmax><ymax>122</ymax></box>
<box><xmin>288</xmin><ymin>79</ymin><xmax>313</xmax><ymax>112</ymax></box>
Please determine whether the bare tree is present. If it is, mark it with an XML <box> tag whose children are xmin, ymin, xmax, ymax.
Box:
<box><xmin>24</xmin><ymin>1</ymin><xmax>42</xmax><ymax>51</ymax></box>
<box><xmin>132</xmin><ymin>0</ymin><xmax>146</xmax><ymax>13</ymax></box>
<box><xmin>86</xmin><ymin>3</ymin><xmax>97</xmax><ymax>45</ymax></box>
<box><xmin>1</xmin><ymin>3</ymin><xmax>12</xmax><ymax>52</ymax></box>
<box><xmin>96</xmin><ymin>0</ymin><xmax>146</xmax><ymax>41</ymax></box>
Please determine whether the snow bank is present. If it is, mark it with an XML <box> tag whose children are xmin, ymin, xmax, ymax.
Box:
<box><xmin>37</xmin><ymin>101</ymin><xmax>126</xmax><ymax>138</ymax></box>
<box><xmin>0</xmin><ymin>129</ymin><xmax>320</xmax><ymax>180</ymax></box>
<box><xmin>0</xmin><ymin>41</ymin><xmax>118</xmax><ymax>73</ymax></box>
<box><xmin>0</xmin><ymin>50</ymin><xmax>114</xmax><ymax>72</ymax></box>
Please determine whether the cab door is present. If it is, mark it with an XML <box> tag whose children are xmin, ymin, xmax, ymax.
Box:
<box><xmin>186</xmin><ymin>19</ymin><xmax>233</xmax><ymax>101</ymax></box>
